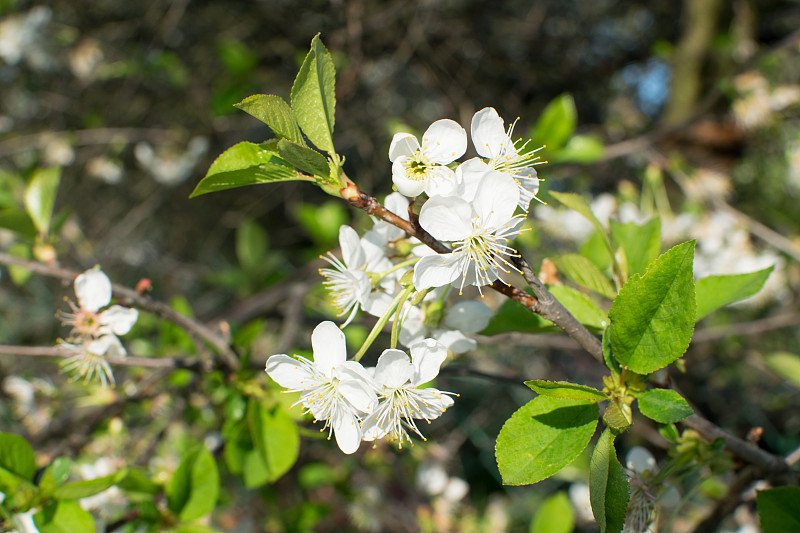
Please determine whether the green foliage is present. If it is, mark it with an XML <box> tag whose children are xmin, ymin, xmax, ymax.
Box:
<box><xmin>277</xmin><ymin>138</ymin><xmax>330</xmax><ymax>177</ymax></box>
<box><xmin>530</xmin><ymin>491</ymin><xmax>575</xmax><ymax>533</ymax></box>
<box><xmin>191</xmin><ymin>142</ymin><xmax>311</xmax><ymax>198</ymax></box>
<box><xmin>167</xmin><ymin>446</ymin><xmax>220</xmax><ymax>522</ymax></box>
<box><xmin>548</xmin><ymin>192</ymin><xmax>610</xmax><ymax>251</ymax></box>
<box><xmin>290</xmin><ymin>33</ymin><xmax>337</xmax><ymax>153</ymax></box>
<box><xmin>533</xmin><ymin>94</ymin><xmax>577</xmax><ymax>152</ymax></box>
<box><xmin>480</xmin><ymin>295</ymin><xmax>558</xmax><ymax>335</ymax></box>
<box><xmin>525</xmin><ymin>380</ymin><xmax>606</xmax><ymax>402</ymax></box>
<box><xmin>34</xmin><ymin>501</ymin><xmax>95</xmax><ymax>533</ymax></box>
<box><xmin>757</xmin><ymin>487</ymin><xmax>800</xmax><ymax>533</ymax></box>
<box><xmin>294</xmin><ymin>200</ymin><xmax>348</xmax><ymax>248</ymax></box>
<box><xmin>695</xmin><ymin>266</ymin><xmax>774</xmax><ymax>320</ymax></box>
<box><xmin>548</xmin><ymin>284</ymin><xmax>608</xmax><ymax>331</ymax></box>
<box><xmin>52</xmin><ymin>469</ymin><xmax>126</xmax><ymax>500</ymax></box>
<box><xmin>608</xmin><ymin>241</ymin><xmax>696</xmax><ymax>374</ymax></box>
<box><xmin>234</xmin><ymin>94</ymin><xmax>306</xmax><ymax>146</ymax></box>
<box><xmin>0</xmin><ymin>432</ymin><xmax>36</xmax><ymax>482</ymax></box>
<box><xmin>24</xmin><ymin>167</ymin><xmax>61</xmax><ymax>236</ymax></box>
<box><xmin>236</xmin><ymin>218</ymin><xmax>269</xmax><ymax>274</ymax></box>
<box><xmin>247</xmin><ymin>398</ymin><xmax>300</xmax><ymax>484</ymax></box>
<box><xmin>763</xmin><ymin>351</ymin><xmax>800</xmax><ymax>388</ymax></box>
<box><xmin>637</xmin><ymin>389</ymin><xmax>693</xmax><ymax>423</ymax></box>
<box><xmin>495</xmin><ymin>396</ymin><xmax>599</xmax><ymax>485</ymax></box>
<box><xmin>609</xmin><ymin>218</ymin><xmax>661</xmax><ymax>279</ymax></box>
<box><xmin>551</xmin><ymin>253</ymin><xmax>617</xmax><ymax>299</ymax></box>
<box><xmin>551</xmin><ymin>134</ymin><xmax>605</xmax><ymax>164</ymax></box>
<box><xmin>589</xmin><ymin>428</ymin><xmax>629</xmax><ymax>533</ymax></box>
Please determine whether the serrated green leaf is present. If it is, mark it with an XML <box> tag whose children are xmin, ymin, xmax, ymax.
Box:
<box><xmin>608</xmin><ymin>241</ymin><xmax>696</xmax><ymax>374</ymax></box>
<box><xmin>496</xmin><ymin>396</ymin><xmax>599</xmax><ymax>485</ymax></box>
<box><xmin>24</xmin><ymin>167</ymin><xmax>61</xmax><ymax>236</ymax></box>
<box><xmin>0</xmin><ymin>432</ymin><xmax>36</xmax><ymax>482</ymax></box>
<box><xmin>530</xmin><ymin>491</ymin><xmax>575</xmax><ymax>533</ymax></box>
<box><xmin>480</xmin><ymin>296</ymin><xmax>558</xmax><ymax>336</ymax></box>
<box><xmin>637</xmin><ymin>389</ymin><xmax>693</xmax><ymax>423</ymax></box>
<box><xmin>609</xmin><ymin>218</ymin><xmax>661</xmax><ymax>279</ymax></box>
<box><xmin>551</xmin><ymin>254</ymin><xmax>617</xmax><ymax>299</ymax></box>
<box><xmin>602</xmin><ymin>401</ymin><xmax>632</xmax><ymax>430</ymax></box>
<box><xmin>166</xmin><ymin>446</ymin><xmax>219</xmax><ymax>522</ymax></box>
<box><xmin>190</xmin><ymin>142</ymin><xmax>311</xmax><ymax>198</ymax></box>
<box><xmin>548</xmin><ymin>285</ymin><xmax>608</xmax><ymax>331</ymax></box>
<box><xmin>548</xmin><ymin>192</ymin><xmax>612</xmax><ymax>254</ymax></box>
<box><xmin>602</xmin><ymin>327</ymin><xmax>621</xmax><ymax>379</ymax></box>
<box><xmin>533</xmin><ymin>94</ymin><xmax>577</xmax><ymax>152</ymax></box>
<box><xmin>763</xmin><ymin>352</ymin><xmax>800</xmax><ymax>388</ymax></box>
<box><xmin>589</xmin><ymin>428</ymin><xmax>629</xmax><ymax>533</ymax></box>
<box><xmin>757</xmin><ymin>487</ymin><xmax>800</xmax><ymax>533</ymax></box>
<box><xmin>53</xmin><ymin>469</ymin><xmax>126</xmax><ymax>500</ymax></box>
<box><xmin>34</xmin><ymin>501</ymin><xmax>94</xmax><ymax>533</ymax></box>
<box><xmin>290</xmin><ymin>33</ymin><xmax>336</xmax><ymax>153</ymax></box>
<box><xmin>276</xmin><ymin>138</ymin><xmax>330</xmax><ymax>177</ymax></box>
<box><xmin>234</xmin><ymin>94</ymin><xmax>306</xmax><ymax>145</ymax></box>
<box><xmin>525</xmin><ymin>380</ymin><xmax>606</xmax><ymax>402</ymax></box>
<box><xmin>695</xmin><ymin>266</ymin><xmax>774</xmax><ymax>320</ymax></box>
<box><xmin>247</xmin><ymin>399</ymin><xmax>299</xmax><ymax>483</ymax></box>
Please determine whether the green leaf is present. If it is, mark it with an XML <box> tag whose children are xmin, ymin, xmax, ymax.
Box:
<box><xmin>533</xmin><ymin>94</ymin><xmax>577</xmax><ymax>152</ymax></box>
<box><xmin>166</xmin><ymin>446</ymin><xmax>219</xmax><ymax>522</ymax></box>
<box><xmin>496</xmin><ymin>396</ymin><xmax>599</xmax><ymax>485</ymax></box>
<box><xmin>290</xmin><ymin>33</ymin><xmax>336</xmax><ymax>153</ymax></box>
<box><xmin>551</xmin><ymin>134</ymin><xmax>605</xmax><ymax>164</ymax></box>
<box><xmin>609</xmin><ymin>218</ymin><xmax>661</xmax><ymax>279</ymax></box>
<box><xmin>602</xmin><ymin>401</ymin><xmax>632</xmax><ymax>431</ymax></box>
<box><xmin>53</xmin><ymin>469</ymin><xmax>126</xmax><ymax>500</ymax></box>
<box><xmin>34</xmin><ymin>501</ymin><xmax>95</xmax><ymax>533</ymax></box>
<box><xmin>695</xmin><ymin>266</ymin><xmax>774</xmax><ymax>320</ymax></box>
<box><xmin>0</xmin><ymin>432</ymin><xmax>36</xmax><ymax>481</ymax></box>
<box><xmin>38</xmin><ymin>457</ymin><xmax>71</xmax><ymax>497</ymax></box>
<box><xmin>24</xmin><ymin>167</ymin><xmax>61</xmax><ymax>236</ymax></box>
<box><xmin>525</xmin><ymin>380</ymin><xmax>606</xmax><ymax>402</ymax></box>
<box><xmin>236</xmin><ymin>218</ymin><xmax>268</xmax><ymax>274</ymax></box>
<box><xmin>276</xmin><ymin>138</ymin><xmax>330</xmax><ymax>178</ymax></box>
<box><xmin>602</xmin><ymin>327</ymin><xmax>621</xmax><ymax>380</ymax></box>
<box><xmin>548</xmin><ymin>192</ymin><xmax>612</xmax><ymax>254</ymax></box>
<box><xmin>116</xmin><ymin>469</ymin><xmax>160</xmax><ymax>494</ymax></box>
<box><xmin>608</xmin><ymin>241</ymin><xmax>696</xmax><ymax>374</ymax></box>
<box><xmin>589</xmin><ymin>428</ymin><xmax>629</xmax><ymax>533</ymax></box>
<box><xmin>763</xmin><ymin>352</ymin><xmax>800</xmax><ymax>388</ymax></box>
<box><xmin>234</xmin><ymin>94</ymin><xmax>306</xmax><ymax>145</ymax></box>
<box><xmin>242</xmin><ymin>449</ymin><xmax>271</xmax><ymax>489</ymax></box>
<box><xmin>757</xmin><ymin>487</ymin><xmax>800</xmax><ymax>533</ymax></box>
<box><xmin>551</xmin><ymin>254</ymin><xmax>616</xmax><ymax>299</ymax></box>
<box><xmin>637</xmin><ymin>389</ymin><xmax>693</xmax><ymax>423</ymax></box>
<box><xmin>548</xmin><ymin>285</ymin><xmax>608</xmax><ymax>331</ymax></box>
<box><xmin>176</xmin><ymin>525</ymin><xmax>223</xmax><ymax>533</ymax></box>
<box><xmin>0</xmin><ymin>209</ymin><xmax>38</xmax><ymax>239</ymax></box>
<box><xmin>530</xmin><ymin>491</ymin><xmax>575</xmax><ymax>533</ymax></box>
<box><xmin>247</xmin><ymin>399</ymin><xmax>300</xmax><ymax>483</ymax></box>
<box><xmin>480</xmin><ymin>296</ymin><xmax>558</xmax><ymax>336</ymax></box>
<box><xmin>190</xmin><ymin>142</ymin><xmax>311</xmax><ymax>198</ymax></box>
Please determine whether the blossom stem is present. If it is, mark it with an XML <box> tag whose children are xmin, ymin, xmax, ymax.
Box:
<box><xmin>374</xmin><ymin>256</ymin><xmax>421</xmax><ymax>285</ymax></box>
<box><xmin>390</xmin><ymin>285</ymin><xmax>416</xmax><ymax>350</ymax></box>
<box><xmin>353</xmin><ymin>283</ymin><xmax>414</xmax><ymax>362</ymax></box>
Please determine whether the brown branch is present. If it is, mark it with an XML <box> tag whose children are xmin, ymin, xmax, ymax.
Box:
<box><xmin>0</xmin><ymin>253</ymin><xmax>239</xmax><ymax>371</ymax></box>
<box><xmin>0</xmin><ymin>344</ymin><xmax>204</xmax><ymax>371</ymax></box>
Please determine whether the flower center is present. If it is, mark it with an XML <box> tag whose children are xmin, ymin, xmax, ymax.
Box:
<box><xmin>404</xmin><ymin>151</ymin><xmax>434</xmax><ymax>182</ymax></box>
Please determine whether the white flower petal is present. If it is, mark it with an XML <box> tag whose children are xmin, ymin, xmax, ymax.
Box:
<box><xmin>626</xmin><ymin>446</ymin><xmax>656</xmax><ymax>474</ymax></box>
<box><xmin>418</xmin><ymin>195</ymin><xmax>473</xmax><ymax>242</ymax></box>
<box><xmin>98</xmin><ymin>305</ymin><xmax>138</xmax><ymax>335</ymax></box>
<box><xmin>389</xmin><ymin>132</ymin><xmax>419</xmax><ymax>162</ymax></box>
<box><xmin>392</xmin><ymin>157</ymin><xmax>426</xmax><ymax>197</ymax></box>
<box><xmin>265</xmin><ymin>354</ymin><xmax>313</xmax><ymax>389</ymax></box>
<box><xmin>360</xmin><ymin>410</ymin><xmax>387</xmax><ymax>441</ymax></box>
<box><xmin>75</xmin><ymin>268</ymin><xmax>112</xmax><ymax>312</ymax></box>
<box><xmin>410</xmin><ymin>338</ymin><xmax>447</xmax><ymax>385</ymax></box>
<box><xmin>423</xmin><ymin>166</ymin><xmax>459</xmax><ymax>198</ymax></box>
<box><xmin>332</xmin><ymin>407</ymin><xmax>362</xmax><ymax>454</ymax></box>
<box><xmin>414</xmin><ymin>388</ymin><xmax>454</xmax><ymax>418</ymax></box>
<box><xmin>88</xmin><ymin>335</ymin><xmax>125</xmax><ymax>357</ymax></box>
<box><xmin>337</xmin><ymin>375</ymin><xmax>377</xmax><ymax>415</ymax></box>
<box><xmin>384</xmin><ymin>192</ymin><xmax>410</xmax><ymax>221</ymax></box>
<box><xmin>339</xmin><ymin>225</ymin><xmax>365</xmax><ymax>269</ymax></box>
<box><xmin>455</xmin><ymin>158</ymin><xmax>491</xmax><ymax>202</ymax></box>
<box><xmin>434</xmin><ymin>329</ymin><xmax>476</xmax><ymax>354</ymax></box>
<box><xmin>421</xmin><ymin>119</ymin><xmax>467</xmax><ymax>164</ymax></box>
<box><xmin>311</xmin><ymin>321</ymin><xmax>347</xmax><ymax>377</ymax></box>
<box><xmin>374</xmin><ymin>349</ymin><xmax>414</xmax><ymax>389</ymax></box>
<box><xmin>471</xmin><ymin>107</ymin><xmax>508</xmax><ymax>159</ymax></box>
<box><xmin>473</xmin><ymin>171</ymin><xmax>519</xmax><ymax>228</ymax></box>
<box><xmin>443</xmin><ymin>301</ymin><xmax>493</xmax><ymax>333</ymax></box>
<box><xmin>413</xmin><ymin>253</ymin><xmax>463</xmax><ymax>290</ymax></box>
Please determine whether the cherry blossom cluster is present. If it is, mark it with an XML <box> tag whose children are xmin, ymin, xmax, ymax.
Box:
<box><xmin>266</xmin><ymin>107</ymin><xmax>543</xmax><ymax>451</ymax></box>
<box><xmin>57</xmin><ymin>267</ymin><xmax>138</xmax><ymax>387</ymax></box>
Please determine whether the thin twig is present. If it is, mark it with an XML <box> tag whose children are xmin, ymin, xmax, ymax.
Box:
<box><xmin>0</xmin><ymin>344</ymin><xmax>204</xmax><ymax>370</ymax></box>
<box><xmin>0</xmin><ymin>252</ymin><xmax>239</xmax><ymax>371</ymax></box>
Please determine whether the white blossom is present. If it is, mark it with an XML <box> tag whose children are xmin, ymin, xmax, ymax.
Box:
<box><xmin>265</xmin><ymin>321</ymin><xmax>377</xmax><ymax>454</ymax></box>
<box><xmin>361</xmin><ymin>339</ymin><xmax>454</xmax><ymax>448</ymax></box>
<box><xmin>389</xmin><ymin>119</ymin><xmax>467</xmax><ymax>198</ymax></box>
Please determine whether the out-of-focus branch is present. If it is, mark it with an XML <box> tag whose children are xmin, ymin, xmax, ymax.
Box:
<box><xmin>0</xmin><ymin>344</ymin><xmax>204</xmax><ymax>371</ymax></box>
<box><xmin>0</xmin><ymin>252</ymin><xmax>239</xmax><ymax>371</ymax></box>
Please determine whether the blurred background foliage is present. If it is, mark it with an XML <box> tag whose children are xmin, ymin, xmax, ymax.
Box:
<box><xmin>0</xmin><ymin>0</ymin><xmax>799</xmax><ymax>531</ymax></box>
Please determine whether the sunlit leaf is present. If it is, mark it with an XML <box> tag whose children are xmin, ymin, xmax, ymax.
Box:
<box><xmin>695</xmin><ymin>267</ymin><xmax>774</xmax><ymax>320</ymax></box>
<box><xmin>637</xmin><ymin>389</ymin><xmax>693</xmax><ymax>423</ymax></box>
<box><xmin>589</xmin><ymin>428</ymin><xmax>629</xmax><ymax>533</ymax></box>
<box><xmin>234</xmin><ymin>94</ymin><xmax>306</xmax><ymax>145</ymax></box>
<box><xmin>290</xmin><ymin>33</ymin><xmax>336</xmax><ymax>153</ymax></box>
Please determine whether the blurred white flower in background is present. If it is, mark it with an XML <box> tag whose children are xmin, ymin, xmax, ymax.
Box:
<box><xmin>134</xmin><ymin>136</ymin><xmax>209</xmax><ymax>186</ymax></box>
<box><xmin>0</xmin><ymin>6</ymin><xmax>52</xmax><ymax>70</ymax></box>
